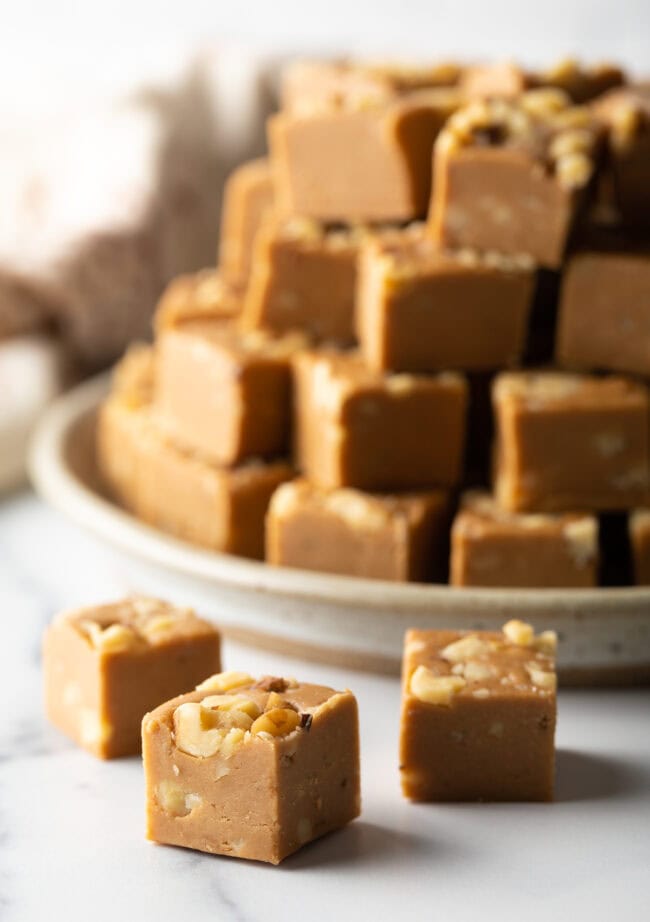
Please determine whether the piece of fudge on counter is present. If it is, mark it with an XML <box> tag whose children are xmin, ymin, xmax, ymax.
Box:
<box><xmin>556</xmin><ymin>242</ymin><xmax>650</xmax><ymax>376</ymax></box>
<box><xmin>492</xmin><ymin>371</ymin><xmax>650</xmax><ymax>512</ymax></box>
<box><xmin>43</xmin><ymin>597</ymin><xmax>221</xmax><ymax>759</ymax></box>
<box><xmin>399</xmin><ymin>620</ymin><xmax>557</xmax><ymax>802</ymax></box>
<box><xmin>429</xmin><ymin>90</ymin><xmax>603</xmax><ymax>268</ymax></box>
<box><xmin>154</xmin><ymin>321</ymin><xmax>307</xmax><ymax>465</ymax></box>
<box><xmin>356</xmin><ymin>230</ymin><xmax>535</xmax><ymax>372</ymax></box>
<box><xmin>143</xmin><ymin>671</ymin><xmax>360</xmax><ymax>864</ymax></box>
<box><xmin>154</xmin><ymin>269</ymin><xmax>242</xmax><ymax>332</ymax></box>
<box><xmin>242</xmin><ymin>217</ymin><xmax>361</xmax><ymax>342</ymax></box>
<box><xmin>629</xmin><ymin>509</ymin><xmax>650</xmax><ymax>585</ymax></box>
<box><xmin>218</xmin><ymin>158</ymin><xmax>275</xmax><ymax>288</ymax></box>
<box><xmin>293</xmin><ymin>349</ymin><xmax>468</xmax><ymax>490</ymax></box>
<box><xmin>266</xmin><ymin>478</ymin><xmax>449</xmax><ymax>582</ymax></box>
<box><xmin>269</xmin><ymin>86</ymin><xmax>461</xmax><ymax>223</ymax></box>
<box><xmin>450</xmin><ymin>491</ymin><xmax>599</xmax><ymax>587</ymax></box>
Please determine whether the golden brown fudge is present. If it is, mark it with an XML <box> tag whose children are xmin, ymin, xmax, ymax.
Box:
<box><xmin>429</xmin><ymin>90</ymin><xmax>602</xmax><ymax>268</ymax></box>
<box><xmin>450</xmin><ymin>490</ymin><xmax>599</xmax><ymax>587</ymax></box>
<box><xmin>242</xmin><ymin>218</ymin><xmax>360</xmax><ymax>342</ymax></box>
<box><xmin>266</xmin><ymin>478</ymin><xmax>449</xmax><ymax>582</ymax></box>
<box><xmin>462</xmin><ymin>58</ymin><xmax>624</xmax><ymax>105</ymax></box>
<box><xmin>154</xmin><ymin>270</ymin><xmax>241</xmax><ymax>332</ymax></box>
<box><xmin>556</xmin><ymin>246</ymin><xmax>650</xmax><ymax>376</ymax></box>
<box><xmin>493</xmin><ymin>371</ymin><xmax>650</xmax><ymax>512</ymax></box>
<box><xmin>293</xmin><ymin>349</ymin><xmax>468</xmax><ymax>490</ymax></box>
<box><xmin>44</xmin><ymin>597</ymin><xmax>220</xmax><ymax>759</ymax></box>
<box><xmin>629</xmin><ymin>509</ymin><xmax>650</xmax><ymax>584</ymax></box>
<box><xmin>98</xmin><ymin>375</ymin><xmax>292</xmax><ymax>558</ymax></box>
<box><xmin>218</xmin><ymin>158</ymin><xmax>275</xmax><ymax>287</ymax></box>
<box><xmin>154</xmin><ymin>320</ymin><xmax>307</xmax><ymax>465</ymax></box>
<box><xmin>143</xmin><ymin>671</ymin><xmax>360</xmax><ymax>864</ymax></box>
<box><xmin>400</xmin><ymin>620</ymin><xmax>557</xmax><ymax>802</ymax></box>
<box><xmin>269</xmin><ymin>88</ymin><xmax>461</xmax><ymax>222</ymax></box>
<box><xmin>356</xmin><ymin>232</ymin><xmax>535</xmax><ymax>372</ymax></box>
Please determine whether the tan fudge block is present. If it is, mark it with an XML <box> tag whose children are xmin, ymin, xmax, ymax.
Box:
<box><xmin>629</xmin><ymin>509</ymin><xmax>650</xmax><ymax>584</ymax></box>
<box><xmin>43</xmin><ymin>597</ymin><xmax>220</xmax><ymax>759</ymax></box>
<box><xmin>266</xmin><ymin>478</ymin><xmax>449</xmax><ymax>582</ymax></box>
<box><xmin>242</xmin><ymin>218</ymin><xmax>359</xmax><ymax>342</ymax></box>
<box><xmin>143</xmin><ymin>672</ymin><xmax>360</xmax><ymax>864</ymax></box>
<box><xmin>399</xmin><ymin>621</ymin><xmax>557</xmax><ymax>802</ymax></box>
<box><xmin>293</xmin><ymin>350</ymin><xmax>468</xmax><ymax>490</ymax></box>
<box><xmin>429</xmin><ymin>91</ymin><xmax>602</xmax><ymax>268</ymax></box>
<box><xmin>154</xmin><ymin>321</ymin><xmax>306</xmax><ymax>465</ymax></box>
<box><xmin>461</xmin><ymin>59</ymin><xmax>624</xmax><ymax>105</ymax></box>
<box><xmin>269</xmin><ymin>89</ymin><xmax>460</xmax><ymax>223</ymax></box>
<box><xmin>218</xmin><ymin>158</ymin><xmax>275</xmax><ymax>287</ymax></box>
<box><xmin>493</xmin><ymin>372</ymin><xmax>650</xmax><ymax>512</ymax></box>
<box><xmin>556</xmin><ymin>247</ymin><xmax>650</xmax><ymax>376</ymax></box>
<box><xmin>450</xmin><ymin>491</ymin><xmax>599</xmax><ymax>587</ymax></box>
<box><xmin>98</xmin><ymin>385</ymin><xmax>292</xmax><ymax>559</ymax></box>
<box><xmin>154</xmin><ymin>270</ymin><xmax>241</xmax><ymax>332</ymax></box>
<box><xmin>357</xmin><ymin>232</ymin><xmax>535</xmax><ymax>372</ymax></box>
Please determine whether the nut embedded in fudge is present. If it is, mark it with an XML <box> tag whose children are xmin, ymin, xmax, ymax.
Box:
<box><xmin>218</xmin><ymin>157</ymin><xmax>275</xmax><ymax>288</ymax></box>
<box><xmin>142</xmin><ymin>671</ymin><xmax>360</xmax><ymax>864</ymax></box>
<box><xmin>153</xmin><ymin>269</ymin><xmax>242</xmax><ymax>333</ymax></box>
<box><xmin>399</xmin><ymin>621</ymin><xmax>557</xmax><ymax>802</ymax></box>
<box><xmin>266</xmin><ymin>477</ymin><xmax>450</xmax><ymax>582</ymax></box>
<box><xmin>293</xmin><ymin>349</ymin><xmax>468</xmax><ymax>491</ymax></box>
<box><xmin>429</xmin><ymin>89</ymin><xmax>603</xmax><ymax>268</ymax></box>
<box><xmin>492</xmin><ymin>371</ymin><xmax>650</xmax><ymax>512</ymax></box>
<box><xmin>356</xmin><ymin>230</ymin><xmax>535</xmax><ymax>372</ymax></box>
<box><xmin>43</xmin><ymin>597</ymin><xmax>221</xmax><ymax>759</ymax></box>
<box><xmin>450</xmin><ymin>490</ymin><xmax>599</xmax><ymax>588</ymax></box>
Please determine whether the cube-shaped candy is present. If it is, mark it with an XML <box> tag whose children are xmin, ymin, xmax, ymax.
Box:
<box><xmin>493</xmin><ymin>372</ymin><xmax>650</xmax><ymax>512</ymax></box>
<box><xmin>98</xmin><ymin>356</ymin><xmax>292</xmax><ymax>558</ymax></box>
<box><xmin>266</xmin><ymin>478</ymin><xmax>449</xmax><ymax>582</ymax></box>
<box><xmin>399</xmin><ymin>620</ymin><xmax>557</xmax><ymax>802</ymax></box>
<box><xmin>242</xmin><ymin>218</ymin><xmax>359</xmax><ymax>342</ymax></box>
<box><xmin>143</xmin><ymin>672</ymin><xmax>360</xmax><ymax>864</ymax></box>
<box><xmin>556</xmin><ymin>246</ymin><xmax>650</xmax><ymax>376</ymax></box>
<box><xmin>218</xmin><ymin>158</ymin><xmax>275</xmax><ymax>287</ymax></box>
<box><xmin>450</xmin><ymin>491</ymin><xmax>599</xmax><ymax>587</ymax></box>
<box><xmin>629</xmin><ymin>509</ymin><xmax>650</xmax><ymax>584</ymax></box>
<box><xmin>293</xmin><ymin>349</ymin><xmax>468</xmax><ymax>490</ymax></box>
<box><xmin>461</xmin><ymin>59</ymin><xmax>624</xmax><ymax>105</ymax></box>
<box><xmin>154</xmin><ymin>320</ymin><xmax>307</xmax><ymax>465</ymax></box>
<box><xmin>154</xmin><ymin>270</ymin><xmax>241</xmax><ymax>332</ymax></box>
<box><xmin>429</xmin><ymin>91</ymin><xmax>602</xmax><ymax>268</ymax></box>
<box><xmin>356</xmin><ymin>231</ymin><xmax>535</xmax><ymax>372</ymax></box>
<box><xmin>43</xmin><ymin>597</ymin><xmax>221</xmax><ymax>759</ymax></box>
<box><xmin>270</xmin><ymin>88</ymin><xmax>460</xmax><ymax>222</ymax></box>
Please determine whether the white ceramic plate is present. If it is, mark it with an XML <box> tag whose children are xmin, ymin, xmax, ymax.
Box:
<box><xmin>28</xmin><ymin>374</ymin><xmax>650</xmax><ymax>684</ymax></box>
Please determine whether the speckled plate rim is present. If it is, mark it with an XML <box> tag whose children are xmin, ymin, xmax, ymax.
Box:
<box><xmin>27</xmin><ymin>373</ymin><xmax>650</xmax><ymax>682</ymax></box>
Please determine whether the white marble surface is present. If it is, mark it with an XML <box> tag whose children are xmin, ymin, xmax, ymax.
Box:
<box><xmin>1</xmin><ymin>490</ymin><xmax>648</xmax><ymax>922</ymax></box>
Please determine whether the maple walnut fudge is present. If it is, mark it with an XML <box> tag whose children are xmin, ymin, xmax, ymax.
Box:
<box><xmin>400</xmin><ymin>621</ymin><xmax>557</xmax><ymax>802</ymax></box>
<box><xmin>493</xmin><ymin>372</ymin><xmax>650</xmax><ymax>513</ymax></box>
<box><xmin>218</xmin><ymin>158</ymin><xmax>275</xmax><ymax>287</ymax></box>
<box><xmin>293</xmin><ymin>349</ymin><xmax>468</xmax><ymax>490</ymax></box>
<box><xmin>356</xmin><ymin>232</ymin><xmax>535</xmax><ymax>372</ymax></box>
<box><xmin>154</xmin><ymin>269</ymin><xmax>241</xmax><ymax>332</ymax></box>
<box><xmin>429</xmin><ymin>90</ymin><xmax>602</xmax><ymax>267</ymax></box>
<box><xmin>450</xmin><ymin>491</ymin><xmax>599</xmax><ymax>588</ymax></box>
<box><xmin>143</xmin><ymin>672</ymin><xmax>360</xmax><ymax>864</ymax></box>
<box><xmin>267</xmin><ymin>478</ymin><xmax>449</xmax><ymax>582</ymax></box>
<box><xmin>44</xmin><ymin>598</ymin><xmax>220</xmax><ymax>759</ymax></box>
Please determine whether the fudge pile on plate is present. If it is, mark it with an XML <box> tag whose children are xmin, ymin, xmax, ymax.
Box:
<box><xmin>98</xmin><ymin>57</ymin><xmax>650</xmax><ymax>589</ymax></box>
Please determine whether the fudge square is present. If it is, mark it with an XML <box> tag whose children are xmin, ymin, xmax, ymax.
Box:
<box><xmin>493</xmin><ymin>372</ymin><xmax>650</xmax><ymax>512</ymax></box>
<box><xmin>218</xmin><ymin>158</ymin><xmax>275</xmax><ymax>288</ymax></box>
<box><xmin>399</xmin><ymin>620</ymin><xmax>557</xmax><ymax>802</ymax></box>
<box><xmin>154</xmin><ymin>269</ymin><xmax>241</xmax><ymax>332</ymax></box>
<box><xmin>154</xmin><ymin>320</ymin><xmax>307</xmax><ymax>465</ymax></box>
<box><xmin>242</xmin><ymin>217</ymin><xmax>359</xmax><ymax>343</ymax></box>
<box><xmin>43</xmin><ymin>597</ymin><xmax>221</xmax><ymax>759</ymax></box>
<box><xmin>629</xmin><ymin>509</ymin><xmax>650</xmax><ymax>585</ymax></box>
<box><xmin>356</xmin><ymin>231</ymin><xmax>535</xmax><ymax>372</ymax></box>
<box><xmin>143</xmin><ymin>671</ymin><xmax>360</xmax><ymax>864</ymax></box>
<box><xmin>556</xmin><ymin>245</ymin><xmax>650</xmax><ymax>376</ymax></box>
<box><xmin>429</xmin><ymin>90</ymin><xmax>602</xmax><ymax>268</ymax></box>
<box><xmin>450</xmin><ymin>491</ymin><xmax>599</xmax><ymax>588</ymax></box>
<box><xmin>266</xmin><ymin>478</ymin><xmax>450</xmax><ymax>583</ymax></box>
<box><xmin>293</xmin><ymin>349</ymin><xmax>468</xmax><ymax>490</ymax></box>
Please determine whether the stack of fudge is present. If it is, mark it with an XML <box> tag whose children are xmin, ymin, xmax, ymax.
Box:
<box><xmin>98</xmin><ymin>56</ymin><xmax>650</xmax><ymax>589</ymax></box>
